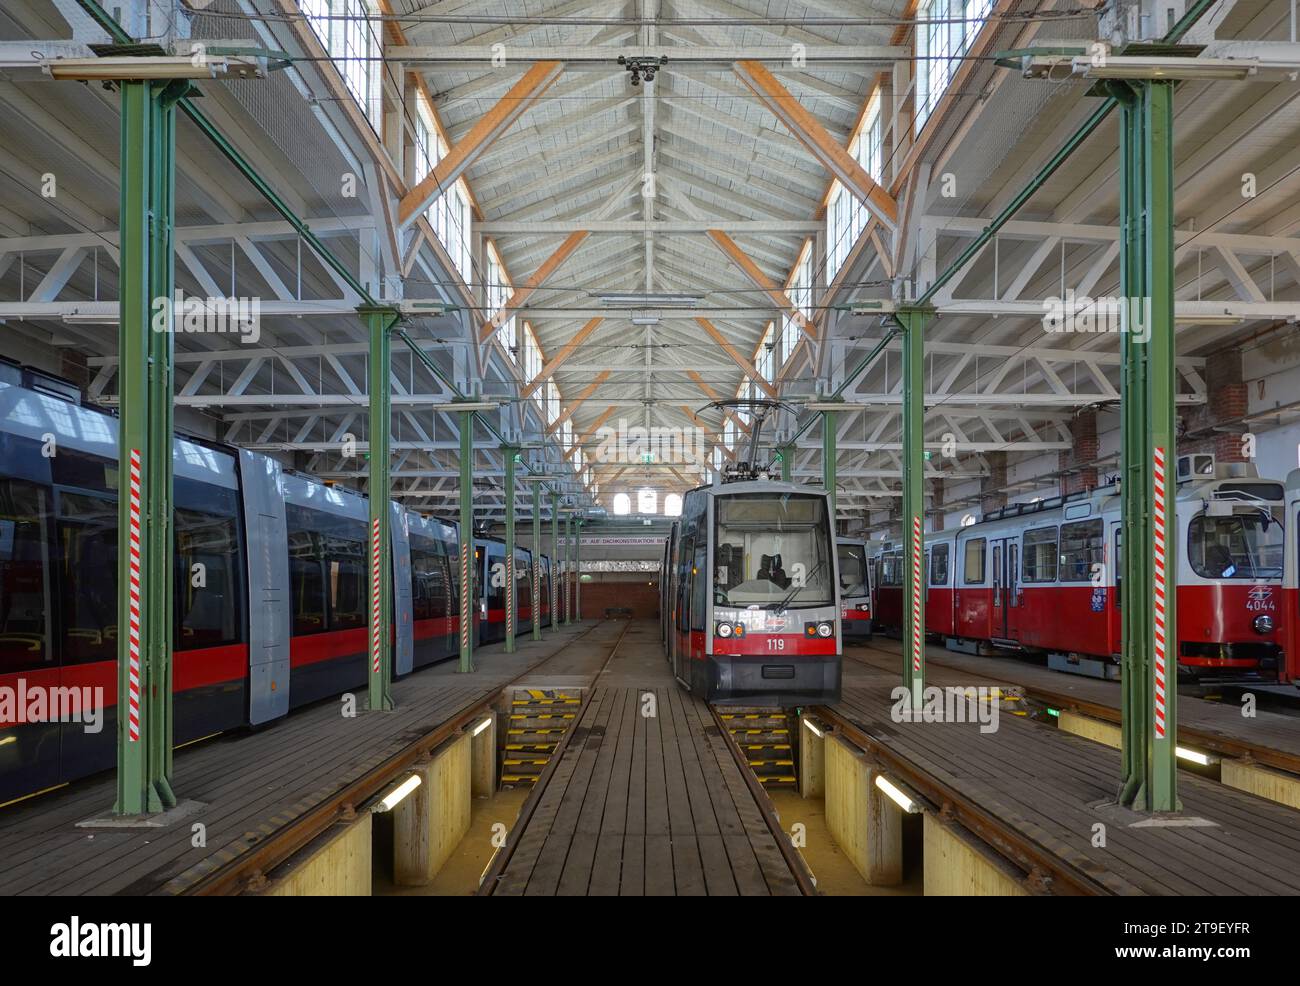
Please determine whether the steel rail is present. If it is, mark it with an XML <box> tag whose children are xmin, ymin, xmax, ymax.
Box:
<box><xmin>173</xmin><ymin>622</ymin><xmax>609</xmax><ymax>895</ymax></box>
<box><xmin>710</xmin><ymin>705</ymin><xmax>820</xmax><ymax>896</ymax></box>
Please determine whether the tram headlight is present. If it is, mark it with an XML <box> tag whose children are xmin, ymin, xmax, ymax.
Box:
<box><xmin>1253</xmin><ymin>614</ymin><xmax>1274</xmax><ymax>635</ymax></box>
<box><xmin>716</xmin><ymin>622</ymin><xmax>733</xmax><ymax>639</ymax></box>
<box><xmin>805</xmin><ymin>621</ymin><xmax>834</xmax><ymax>638</ymax></box>
<box><xmin>732</xmin><ymin>623</ymin><xmax>746</xmax><ymax>639</ymax></box>
<box><xmin>817</xmin><ymin>621</ymin><xmax>834</xmax><ymax>638</ymax></box>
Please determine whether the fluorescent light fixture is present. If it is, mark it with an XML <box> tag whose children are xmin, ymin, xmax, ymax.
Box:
<box><xmin>433</xmin><ymin>401</ymin><xmax>506</xmax><ymax>413</ymax></box>
<box><xmin>630</xmin><ymin>312</ymin><xmax>660</xmax><ymax>325</ymax></box>
<box><xmin>803</xmin><ymin>718</ymin><xmax>825</xmax><ymax>739</ymax></box>
<box><xmin>595</xmin><ymin>292</ymin><xmax>703</xmax><ymax>308</ymax></box>
<box><xmin>1073</xmin><ymin>56</ymin><xmax>1254</xmax><ymax>81</ymax></box>
<box><xmin>62</xmin><ymin>313</ymin><xmax>120</xmax><ymax>326</ymax></box>
<box><xmin>804</xmin><ymin>402</ymin><xmax>852</xmax><ymax>412</ymax></box>
<box><xmin>471</xmin><ymin>716</ymin><xmax>493</xmax><ymax>737</ymax></box>
<box><xmin>374</xmin><ymin>773</ymin><xmax>422</xmax><ymax>812</ymax></box>
<box><xmin>45</xmin><ymin>55</ymin><xmax>266</xmax><ymax>81</ymax></box>
<box><xmin>874</xmin><ymin>773</ymin><xmax>921</xmax><ymax>814</ymax></box>
<box><xmin>1175</xmin><ymin>745</ymin><xmax>1219</xmax><ymax>766</ymax></box>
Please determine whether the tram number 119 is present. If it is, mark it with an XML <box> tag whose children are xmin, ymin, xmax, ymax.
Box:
<box><xmin>767</xmin><ymin>638</ymin><xmax>785</xmax><ymax>652</ymax></box>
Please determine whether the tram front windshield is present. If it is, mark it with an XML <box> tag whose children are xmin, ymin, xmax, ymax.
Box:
<box><xmin>1189</xmin><ymin>508</ymin><xmax>1283</xmax><ymax>579</ymax></box>
<box><xmin>837</xmin><ymin>542</ymin><xmax>869</xmax><ymax>598</ymax></box>
<box><xmin>713</xmin><ymin>493</ymin><xmax>833</xmax><ymax>609</ymax></box>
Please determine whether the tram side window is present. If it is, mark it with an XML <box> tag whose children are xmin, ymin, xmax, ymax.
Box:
<box><xmin>287</xmin><ymin>528</ymin><xmax>326</xmax><ymax>635</ymax></box>
<box><xmin>1022</xmin><ymin>527</ymin><xmax>1058</xmax><ymax>583</ymax></box>
<box><xmin>57</xmin><ymin>491</ymin><xmax>119</xmax><ymax>666</ymax></box>
<box><xmin>690</xmin><ymin>543</ymin><xmax>707</xmax><ymax>632</ymax></box>
<box><xmin>930</xmin><ymin>543</ymin><xmax>949</xmax><ymax>585</ymax></box>
<box><xmin>963</xmin><ymin>538</ymin><xmax>986</xmax><ymax>584</ymax></box>
<box><xmin>174</xmin><ymin>504</ymin><xmax>241</xmax><ymax>650</ymax></box>
<box><xmin>1060</xmin><ymin>519</ymin><xmax>1103</xmax><ymax>582</ymax></box>
<box><xmin>676</xmin><ymin>527</ymin><xmax>695</xmax><ymax>632</ymax></box>
<box><xmin>410</xmin><ymin>534</ymin><xmax>449</xmax><ymax>621</ymax></box>
<box><xmin>0</xmin><ymin>480</ymin><xmax>51</xmax><ymax>674</ymax></box>
<box><xmin>323</xmin><ymin>533</ymin><xmax>367</xmax><ymax>630</ymax></box>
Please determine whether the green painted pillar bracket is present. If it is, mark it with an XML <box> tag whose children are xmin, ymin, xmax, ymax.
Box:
<box><xmin>531</xmin><ymin>482</ymin><xmax>543</xmax><ymax>640</ymax></box>
<box><xmin>574</xmin><ymin>517</ymin><xmax>583</xmax><ymax>622</ymax></box>
<box><xmin>361</xmin><ymin>305</ymin><xmax>400</xmax><ymax>712</ymax></box>
<box><xmin>457</xmin><ymin>407</ymin><xmax>476</xmax><ymax>673</ymax></box>
<box><xmin>893</xmin><ymin>306</ymin><xmax>934</xmax><ymax>710</ymax></box>
<box><xmin>116</xmin><ymin>78</ymin><xmax>185</xmax><ymax>815</ymax></box>
<box><xmin>503</xmin><ymin>445</ymin><xmax>519</xmax><ymax>652</ymax></box>
<box><xmin>778</xmin><ymin>443</ymin><xmax>793</xmax><ymax>483</ymax></box>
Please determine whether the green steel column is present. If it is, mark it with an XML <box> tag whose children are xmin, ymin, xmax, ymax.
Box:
<box><xmin>574</xmin><ymin>517</ymin><xmax>583</xmax><ymax>622</ymax></box>
<box><xmin>532</xmin><ymin>482</ymin><xmax>542</xmax><ymax>640</ymax></box>
<box><xmin>503</xmin><ymin>446</ymin><xmax>518</xmax><ymax>653</ymax></box>
<box><xmin>1143</xmin><ymin>80</ymin><xmax>1179</xmax><ymax>811</ymax></box>
<box><xmin>822</xmin><ymin>410</ymin><xmax>837</xmax><ymax>529</ymax></box>
<box><xmin>364</xmin><ymin>306</ymin><xmax>398</xmax><ymax>711</ymax></box>
<box><xmin>116</xmin><ymin>79</ymin><xmax>187</xmax><ymax>815</ymax></box>
<box><xmin>779</xmin><ymin>443</ymin><xmax>792</xmax><ymax>482</ymax></box>
<box><xmin>1116</xmin><ymin>83</ymin><xmax>1149</xmax><ymax>808</ymax></box>
<box><xmin>896</xmin><ymin>307</ymin><xmax>931</xmax><ymax>709</ymax></box>
<box><xmin>457</xmin><ymin>409</ymin><xmax>475</xmax><ymax>673</ymax></box>
<box><xmin>551</xmin><ymin>492</ymin><xmax>560</xmax><ymax>627</ymax></box>
<box><xmin>1113</xmin><ymin>80</ymin><xmax>1178</xmax><ymax>813</ymax></box>
<box><xmin>563</xmin><ymin>513</ymin><xmax>573</xmax><ymax>625</ymax></box>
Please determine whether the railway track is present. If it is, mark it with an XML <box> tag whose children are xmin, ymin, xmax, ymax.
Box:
<box><xmin>846</xmin><ymin>643</ymin><xmax>1300</xmax><ymax>777</ymax></box>
<box><xmin>181</xmin><ymin>622</ymin><xmax>621</xmax><ymax>896</ymax></box>
<box><xmin>476</xmin><ymin>620</ymin><xmax>650</xmax><ymax>894</ymax></box>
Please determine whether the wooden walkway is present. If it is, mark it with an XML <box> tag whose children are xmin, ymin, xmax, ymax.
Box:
<box><xmin>829</xmin><ymin>675</ymin><xmax>1300</xmax><ymax>895</ymax></box>
<box><xmin>0</xmin><ymin>622</ymin><xmax>609</xmax><ymax>895</ymax></box>
<box><xmin>484</xmin><ymin>685</ymin><xmax>805</xmax><ymax>896</ymax></box>
<box><xmin>847</xmin><ymin>640</ymin><xmax>1300</xmax><ymax>772</ymax></box>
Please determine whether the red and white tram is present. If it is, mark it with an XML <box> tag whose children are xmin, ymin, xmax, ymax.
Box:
<box><xmin>662</xmin><ymin>480</ymin><xmax>842</xmax><ymax>705</ymax></box>
<box><xmin>873</xmin><ymin>458</ymin><xmax>1285</xmax><ymax>683</ymax></box>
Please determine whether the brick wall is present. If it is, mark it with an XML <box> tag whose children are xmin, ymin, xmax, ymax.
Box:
<box><xmin>577</xmin><ymin>577</ymin><xmax>661</xmax><ymax>620</ymax></box>
<box><xmin>1059</xmin><ymin>408</ymin><xmax>1099</xmax><ymax>495</ymax></box>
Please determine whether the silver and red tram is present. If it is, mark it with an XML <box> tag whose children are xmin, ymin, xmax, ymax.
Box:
<box><xmin>871</xmin><ymin>459</ymin><xmax>1286</xmax><ymax>683</ymax></box>
<box><xmin>837</xmin><ymin>537</ymin><xmax>873</xmax><ymax>641</ymax></box>
<box><xmin>662</xmin><ymin>479</ymin><xmax>842</xmax><ymax>706</ymax></box>
<box><xmin>0</xmin><ymin>370</ymin><xmax>551</xmax><ymax>806</ymax></box>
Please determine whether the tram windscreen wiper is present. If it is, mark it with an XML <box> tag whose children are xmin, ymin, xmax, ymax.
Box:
<box><xmin>775</xmin><ymin>558</ymin><xmax>826</xmax><ymax>612</ymax></box>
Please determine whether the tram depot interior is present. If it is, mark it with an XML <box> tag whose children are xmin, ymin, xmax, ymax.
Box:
<box><xmin>3</xmin><ymin>0</ymin><xmax>1300</xmax><ymax>910</ymax></box>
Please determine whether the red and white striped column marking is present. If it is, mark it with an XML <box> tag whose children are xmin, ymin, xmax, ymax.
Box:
<box><xmin>126</xmin><ymin>449</ymin><xmax>142</xmax><ymax>742</ymax></box>
<box><xmin>370</xmin><ymin>518</ymin><xmax>382</xmax><ymax>674</ymax></box>
<box><xmin>506</xmin><ymin>556</ymin><xmax>514</xmax><ymax>637</ymax></box>
<box><xmin>910</xmin><ymin>516</ymin><xmax>923</xmax><ymax>674</ymax></box>
<box><xmin>460</xmin><ymin>544</ymin><xmax>471</xmax><ymax>652</ymax></box>
<box><xmin>1152</xmin><ymin>446</ymin><xmax>1168</xmax><ymax>739</ymax></box>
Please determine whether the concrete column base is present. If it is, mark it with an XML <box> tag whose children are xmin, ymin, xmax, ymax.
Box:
<box><xmin>1222</xmin><ymin>758</ymin><xmax>1300</xmax><ymax>810</ymax></box>
<box><xmin>393</xmin><ymin>732</ymin><xmax>472</xmax><ymax>886</ymax></box>
<box><xmin>1058</xmin><ymin>709</ymin><xmax>1121</xmax><ymax>750</ymax></box>
<box><xmin>923</xmin><ymin>813</ymin><xmax>1028</xmax><ymax>896</ymax></box>
<box><xmin>262</xmin><ymin>812</ymin><xmax>372</xmax><ymax>896</ymax></box>
<box><xmin>799</xmin><ymin>715</ymin><xmax>825</xmax><ymax>799</ymax></box>
<box><xmin>825</xmin><ymin>734</ymin><xmax>902</xmax><ymax>885</ymax></box>
<box><xmin>470</xmin><ymin>713</ymin><xmax>497</xmax><ymax>798</ymax></box>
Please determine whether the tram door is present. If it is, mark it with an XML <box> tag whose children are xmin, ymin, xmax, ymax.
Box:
<box><xmin>991</xmin><ymin>536</ymin><xmax>1020</xmax><ymax>641</ymax></box>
